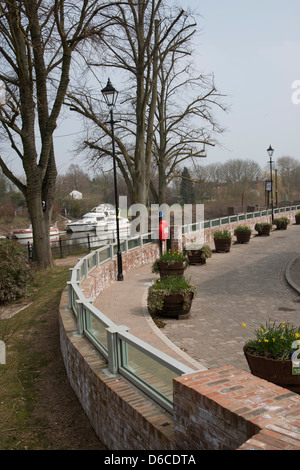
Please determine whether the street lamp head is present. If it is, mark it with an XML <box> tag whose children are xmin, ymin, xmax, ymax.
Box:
<box><xmin>101</xmin><ymin>78</ymin><xmax>118</xmax><ymax>108</ymax></box>
<box><xmin>267</xmin><ymin>145</ymin><xmax>274</xmax><ymax>157</ymax></box>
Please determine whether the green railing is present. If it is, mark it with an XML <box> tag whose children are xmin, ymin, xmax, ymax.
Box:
<box><xmin>182</xmin><ymin>205</ymin><xmax>300</xmax><ymax>234</ymax></box>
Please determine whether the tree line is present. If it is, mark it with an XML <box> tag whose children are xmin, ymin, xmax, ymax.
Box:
<box><xmin>1</xmin><ymin>154</ymin><xmax>300</xmax><ymax>225</ymax></box>
<box><xmin>55</xmin><ymin>156</ymin><xmax>300</xmax><ymax>217</ymax></box>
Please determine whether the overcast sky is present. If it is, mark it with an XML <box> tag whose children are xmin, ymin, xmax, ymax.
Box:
<box><xmin>4</xmin><ymin>0</ymin><xmax>300</xmax><ymax>177</ymax></box>
<box><xmin>184</xmin><ymin>0</ymin><xmax>300</xmax><ymax>172</ymax></box>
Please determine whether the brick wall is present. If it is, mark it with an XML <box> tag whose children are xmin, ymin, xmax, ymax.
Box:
<box><xmin>81</xmin><ymin>242</ymin><xmax>160</xmax><ymax>300</ymax></box>
<box><xmin>173</xmin><ymin>366</ymin><xmax>300</xmax><ymax>450</ymax></box>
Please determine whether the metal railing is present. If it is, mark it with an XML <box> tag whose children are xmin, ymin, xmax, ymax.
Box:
<box><xmin>67</xmin><ymin>205</ymin><xmax>300</xmax><ymax>413</ymax></box>
<box><xmin>182</xmin><ymin>205</ymin><xmax>300</xmax><ymax>234</ymax></box>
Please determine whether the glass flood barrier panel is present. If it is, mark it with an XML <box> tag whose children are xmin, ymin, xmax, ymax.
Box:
<box><xmin>128</xmin><ymin>237</ymin><xmax>140</xmax><ymax>250</ymax></box>
<box><xmin>119</xmin><ymin>339</ymin><xmax>179</xmax><ymax>408</ymax></box>
<box><xmin>83</xmin><ymin>308</ymin><xmax>109</xmax><ymax>355</ymax></box>
<box><xmin>98</xmin><ymin>246</ymin><xmax>111</xmax><ymax>264</ymax></box>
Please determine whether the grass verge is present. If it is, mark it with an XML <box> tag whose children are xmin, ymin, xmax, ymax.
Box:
<box><xmin>0</xmin><ymin>266</ymin><xmax>70</xmax><ymax>450</ymax></box>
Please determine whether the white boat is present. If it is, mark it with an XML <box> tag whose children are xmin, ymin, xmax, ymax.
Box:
<box><xmin>11</xmin><ymin>225</ymin><xmax>59</xmax><ymax>241</ymax></box>
<box><xmin>68</xmin><ymin>204</ymin><xmax>116</xmax><ymax>232</ymax></box>
<box><xmin>95</xmin><ymin>214</ymin><xmax>131</xmax><ymax>241</ymax></box>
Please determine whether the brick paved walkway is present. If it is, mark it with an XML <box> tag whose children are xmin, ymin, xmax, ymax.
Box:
<box><xmin>94</xmin><ymin>223</ymin><xmax>300</xmax><ymax>374</ymax></box>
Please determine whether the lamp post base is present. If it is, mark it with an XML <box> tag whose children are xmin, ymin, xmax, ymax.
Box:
<box><xmin>117</xmin><ymin>251</ymin><xmax>123</xmax><ymax>281</ymax></box>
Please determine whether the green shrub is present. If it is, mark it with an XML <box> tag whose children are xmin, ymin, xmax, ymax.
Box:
<box><xmin>273</xmin><ymin>217</ymin><xmax>290</xmax><ymax>229</ymax></box>
<box><xmin>213</xmin><ymin>229</ymin><xmax>232</xmax><ymax>239</ymax></box>
<box><xmin>254</xmin><ymin>222</ymin><xmax>272</xmax><ymax>233</ymax></box>
<box><xmin>0</xmin><ymin>239</ymin><xmax>35</xmax><ymax>304</ymax></box>
<box><xmin>147</xmin><ymin>275</ymin><xmax>196</xmax><ymax>311</ymax></box>
<box><xmin>234</xmin><ymin>224</ymin><xmax>252</xmax><ymax>233</ymax></box>
<box><xmin>243</xmin><ymin>319</ymin><xmax>300</xmax><ymax>361</ymax></box>
<box><xmin>152</xmin><ymin>249</ymin><xmax>188</xmax><ymax>273</ymax></box>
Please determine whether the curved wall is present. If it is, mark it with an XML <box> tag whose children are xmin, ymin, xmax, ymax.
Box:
<box><xmin>59</xmin><ymin>209</ymin><xmax>300</xmax><ymax>450</ymax></box>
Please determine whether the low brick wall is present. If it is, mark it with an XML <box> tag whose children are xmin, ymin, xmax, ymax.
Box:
<box><xmin>81</xmin><ymin>242</ymin><xmax>160</xmax><ymax>300</ymax></box>
<box><xmin>173</xmin><ymin>366</ymin><xmax>300</xmax><ymax>450</ymax></box>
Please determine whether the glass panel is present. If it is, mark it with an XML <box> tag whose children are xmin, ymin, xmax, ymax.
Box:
<box><xmin>72</xmin><ymin>289</ymin><xmax>78</xmax><ymax>317</ymax></box>
<box><xmin>80</xmin><ymin>262</ymin><xmax>85</xmax><ymax>277</ymax></box>
<box><xmin>211</xmin><ymin>219</ymin><xmax>220</xmax><ymax>227</ymax></box>
<box><xmin>120</xmin><ymin>341</ymin><xmax>178</xmax><ymax>403</ymax></box>
<box><xmin>98</xmin><ymin>247</ymin><xmax>110</xmax><ymax>263</ymax></box>
<box><xmin>128</xmin><ymin>238</ymin><xmax>140</xmax><ymax>250</ymax></box>
<box><xmin>84</xmin><ymin>309</ymin><xmax>108</xmax><ymax>351</ymax></box>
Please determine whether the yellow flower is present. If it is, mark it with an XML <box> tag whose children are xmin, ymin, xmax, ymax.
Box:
<box><xmin>261</xmin><ymin>328</ymin><xmax>264</xmax><ymax>333</ymax></box>
<box><xmin>242</xmin><ymin>323</ymin><xmax>247</xmax><ymax>328</ymax></box>
<box><xmin>264</xmin><ymin>339</ymin><xmax>269</xmax><ymax>343</ymax></box>
<box><xmin>272</xmin><ymin>338</ymin><xmax>275</xmax><ymax>342</ymax></box>
<box><xmin>296</xmin><ymin>333</ymin><xmax>300</xmax><ymax>339</ymax></box>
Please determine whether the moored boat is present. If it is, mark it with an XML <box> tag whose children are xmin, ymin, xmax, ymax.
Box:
<box><xmin>67</xmin><ymin>204</ymin><xmax>116</xmax><ymax>232</ymax></box>
<box><xmin>10</xmin><ymin>225</ymin><xmax>59</xmax><ymax>240</ymax></box>
<box><xmin>95</xmin><ymin>214</ymin><xmax>131</xmax><ymax>241</ymax></box>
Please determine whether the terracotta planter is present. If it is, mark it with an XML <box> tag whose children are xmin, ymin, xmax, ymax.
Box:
<box><xmin>295</xmin><ymin>215</ymin><xmax>300</xmax><ymax>225</ymax></box>
<box><xmin>156</xmin><ymin>292</ymin><xmax>194</xmax><ymax>318</ymax></box>
<box><xmin>157</xmin><ymin>261</ymin><xmax>185</xmax><ymax>278</ymax></box>
<box><xmin>214</xmin><ymin>238</ymin><xmax>231</xmax><ymax>253</ymax></box>
<box><xmin>235</xmin><ymin>230</ymin><xmax>251</xmax><ymax>244</ymax></box>
<box><xmin>187</xmin><ymin>250</ymin><xmax>207</xmax><ymax>265</ymax></box>
<box><xmin>244</xmin><ymin>347</ymin><xmax>300</xmax><ymax>394</ymax></box>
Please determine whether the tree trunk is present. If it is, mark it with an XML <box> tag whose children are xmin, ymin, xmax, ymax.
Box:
<box><xmin>31</xmin><ymin>204</ymin><xmax>53</xmax><ymax>269</ymax></box>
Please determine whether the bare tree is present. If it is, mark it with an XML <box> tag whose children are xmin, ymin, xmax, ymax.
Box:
<box><xmin>67</xmin><ymin>2</ymin><xmax>216</xmax><ymax>205</ymax></box>
<box><xmin>150</xmin><ymin>7</ymin><xmax>226</xmax><ymax>203</ymax></box>
<box><xmin>0</xmin><ymin>0</ymin><xmax>107</xmax><ymax>268</ymax></box>
<box><xmin>277</xmin><ymin>156</ymin><xmax>300</xmax><ymax>201</ymax></box>
<box><xmin>70</xmin><ymin>0</ymin><xmax>164</xmax><ymax>205</ymax></box>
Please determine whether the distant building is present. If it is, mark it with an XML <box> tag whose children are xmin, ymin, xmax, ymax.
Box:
<box><xmin>70</xmin><ymin>189</ymin><xmax>82</xmax><ymax>199</ymax></box>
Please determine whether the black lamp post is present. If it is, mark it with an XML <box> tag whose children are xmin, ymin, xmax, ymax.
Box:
<box><xmin>101</xmin><ymin>78</ymin><xmax>123</xmax><ymax>281</ymax></box>
<box><xmin>267</xmin><ymin>145</ymin><xmax>274</xmax><ymax>222</ymax></box>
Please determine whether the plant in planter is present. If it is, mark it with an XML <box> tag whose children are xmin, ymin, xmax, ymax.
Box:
<box><xmin>184</xmin><ymin>243</ymin><xmax>212</xmax><ymax>265</ymax></box>
<box><xmin>273</xmin><ymin>216</ymin><xmax>290</xmax><ymax>230</ymax></box>
<box><xmin>254</xmin><ymin>222</ymin><xmax>272</xmax><ymax>236</ymax></box>
<box><xmin>213</xmin><ymin>229</ymin><xmax>232</xmax><ymax>252</ymax></box>
<box><xmin>295</xmin><ymin>212</ymin><xmax>300</xmax><ymax>225</ymax></box>
<box><xmin>152</xmin><ymin>249</ymin><xmax>189</xmax><ymax>278</ymax></box>
<box><xmin>243</xmin><ymin>319</ymin><xmax>300</xmax><ymax>393</ymax></box>
<box><xmin>234</xmin><ymin>225</ymin><xmax>252</xmax><ymax>244</ymax></box>
<box><xmin>147</xmin><ymin>275</ymin><xmax>196</xmax><ymax>318</ymax></box>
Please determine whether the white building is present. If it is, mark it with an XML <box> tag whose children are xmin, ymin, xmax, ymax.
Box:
<box><xmin>70</xmin><ymin>189</ymin><xmax>82</xmax><ymax>199</ymax></box>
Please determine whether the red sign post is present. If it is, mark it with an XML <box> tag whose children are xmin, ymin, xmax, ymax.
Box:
<box><xmin>159</xmin><ymin>219</ymin><xmax>169</xmax><ymax>241</ymax></box>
